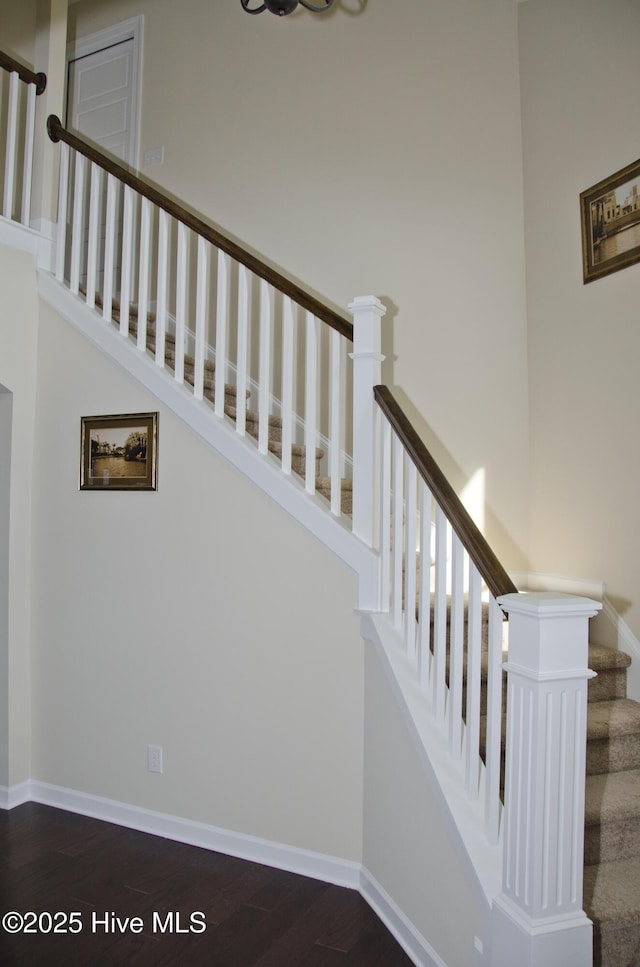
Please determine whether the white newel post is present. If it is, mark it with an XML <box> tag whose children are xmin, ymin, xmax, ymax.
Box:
<box><xmin>492</xmin><ymin>592</ymin><xmax>602</xmax><ymax>967</ymax></box>
<box><xmin>349</xmin><ymin>295</ymin><xmax>386</xmax><ymax>550</ymax></box>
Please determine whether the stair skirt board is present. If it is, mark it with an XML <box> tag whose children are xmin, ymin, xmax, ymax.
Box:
<box><xmin>0</xmin><ymin>780</ymin><xmax>444</xmax><ymax>967</ymax></box>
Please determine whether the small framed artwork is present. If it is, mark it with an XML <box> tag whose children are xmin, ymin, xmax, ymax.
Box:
<box><xmin>80</xmin><ymin>412</ymin><xmax>158</xmax><ymax>491</ymax></box>
<box><xmin>580</xmin><ymin>157</ymin><xmax>640</xmax><ymax>283</ymax></box>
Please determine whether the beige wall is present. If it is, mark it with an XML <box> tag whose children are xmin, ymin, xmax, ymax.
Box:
<box><xmin>363</xmin><ymin>647</ymin><xmax>488</xmax><ymax>966</ymax></box>
<box><xmin>0</xmin><ymin>0</ymin><xmax>37</xmax><ymax>63</ymax></box>
<box><xmin>30</xmin><ymin>299</ymin><xmax>364</xmax><ymax>859</ymax></box>
<box><xmin>520</xmin><ymin>0</ymin><xmax>640</xmax><ymax>636</ymax></box>
<box><xmin>0</xmin><ymin>242</ymin><xmax>40</xmax><ymax>787</ymax></box>
<box><xmin>67</xmin><ymin>0</ymin><xmax>531</xmax><ymax>570</ymax></box>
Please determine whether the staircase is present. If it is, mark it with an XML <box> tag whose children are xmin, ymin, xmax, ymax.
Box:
<box><xmin>111</xmin><ymin>301</ymin><xmax>640</xmax><ymax>967</ymax></box>
<box><xmin>585</xmin><ymin>643</ymin><xmax>640</xmax><ymax>967</ymax></box>
<box><xmin>3</xmin><ymin>55</ymin><xmax>639</xmax><ymax>964</ymax></box>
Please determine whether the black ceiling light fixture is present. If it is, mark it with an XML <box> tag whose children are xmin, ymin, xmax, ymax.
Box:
<box><xmin>241</xmin><ymin>0</ymin><xmax>335</xmax><ymax>15</ymax></box>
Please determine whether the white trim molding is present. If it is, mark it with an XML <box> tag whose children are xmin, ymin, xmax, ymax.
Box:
<box><xmin>0</xmin><ymin>780</ymin><xmax>444</xmax><ymax>967</ymax></box>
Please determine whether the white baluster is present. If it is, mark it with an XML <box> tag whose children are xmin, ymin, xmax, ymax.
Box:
<box><xmin>448</xmin><ymin>533</ymin><xmax>465</xmax><ymax>758</ymax></box>
<box><xmin>258</xmin><ymin>279</ymin><xmax>273</xmax><ymax>456</ymax></box>
<box><xmin>379</xmin><ymin>415</ymin><xmax>391</xmax><ymax>611</ymax></box>
<box><xmin>391</xmin><ymin>433</ymin><xmax>404</xmax><ymax>631</ymax></box>
<box><xmin>304</xmin><ymin>312</ymin><xmax>318</xmax><ymax>493</ymax></box>
<box><xmin>329</xmin><ymin>330</ymin><xmax>344</xmax><ymax>516</ymax></box>
<box><xmin>174</xmin><ymin>221</ymin><xmax>188</xmax><ymax>384</ymax></box>
<box><xmin>137</xmin><ymin>197</ymin><xmax>152</xmax><ymax>351</ymax></box>
<box><xmin>280</xmin><ymin>296</ymin><xmax>294</xmax><ymax>474</ymax></box>
<box><xmin>70</xmin><ymin>152</ymin><xmax>86</xmax><ymax>296</ymax></box>
<box><xmin>432</xmin><ymin>505</ymin><xmax>447</xmax><ymax>722</ymax></box>
<box><xmin>485</xmin><ymin>595</ymin><xmax>504</xmax><ymax>845</ymax></box>
<box><xmin>55</xmin><ymin>142</ymin><xmax>69</xmax><ymax>282</ymax></box>
<box><xmin>120</xmin><ymin>186</ymin><xmax>134</xmax><ymax>335</ymax></box>
<box><xmin>465</xmin><ymin>565</ymin><xmax>482</xmax><ymax>798</ymax></box>
<box><xmin>155</xmin><ymin>210</ymin><xmax>170</xmax><ymax>367</ymax></box>
<box><xmin>404</xmin><ymin>458</ymin><xmax>418</xmax><ymax>658</ymax></box>
<box><xmin>85</xmin><ymin>162</ymin><xmax>102</xmax><ymax>309</ymax></box>
<box><xmin>102</xmin><ymin>174</ymin><xmax>118</xmax><ymax>322</ymax></box>
<box><xmin>21</xmin><ymin>82</ymin><xmax>37</xmax><ymax>226</ymax></box>
<box><xmin>418</xmin><ymin>482</ymin><xmax>432</xmax><ymax>689</ymax></box>
<box><xmin>194</xmin><ymin>235</ymin><xmax>209</xmax><ymax>400</ymax></box>
<box><xmin>3</xmin><ymin>72</ymin><xmax>19</xmax><ymax>219</ymax></box>
<box><xmin>236</xmin><ymin>264</ymin><xmax>250</xmax><ymax>436</ymax></box>
<box><xmin>214</xmin><ymin>250</ymin><xmax>230</xmax><ymax>418</ymax></box>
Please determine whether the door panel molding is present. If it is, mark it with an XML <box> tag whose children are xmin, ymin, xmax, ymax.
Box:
<box><xmin>66</xmin><ymin>16</ymin><xmax>143</xmax><ymax>169</ymax></box>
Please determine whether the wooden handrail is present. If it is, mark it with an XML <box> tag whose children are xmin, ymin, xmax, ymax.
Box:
<box><xmin>0</xmin><ymin>51</ymin><xmax>46</xmax><ymax>94</ymax></box>
<box><xmin>374</xmin><ymin>384</ymin><xmax>518</xmax><ymax>600</ymax></box>
<box><xmin>46</xmin><ymin>114</ymin><xmax>353</xmax><ymax>341</ymax></box>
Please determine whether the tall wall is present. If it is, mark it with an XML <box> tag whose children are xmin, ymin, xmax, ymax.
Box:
<box><xmin>30</xmin><ymin>295</ymin><xmax>364</xmax><ymax>861</ymax></box>
<box><xmin>0</xmin><ymin>0</ymin><xmax>37</xmax><ymax>62</ymax></box>
<box><xmin>0</xmin><ymin>240</ymin><xmax>40</xmax><ymax>788</ymax></box>
<box><xmin>520</xmin><ymin>0</ymin><xmax>640</xmax><ymax>636</ymax></box>
<box><xmin>67</xmin><ymin>0</ymin><xmax>531</xmax><ymax>570</ymax></box>
<box><xmin>363</xmin><ymin>648</ymin><xmax>489</xmax><ymax>966</ymax></box>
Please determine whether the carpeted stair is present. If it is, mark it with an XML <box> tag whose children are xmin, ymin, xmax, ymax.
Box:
<box><xmin>101</xmin><ymin>297</ymin><xmax>352</xmax><ymax>511</ymax></box>
<box><xmin>584</xmin><ymin>643</ymin><xmax>640</xmax><ymax>966</ymax></box>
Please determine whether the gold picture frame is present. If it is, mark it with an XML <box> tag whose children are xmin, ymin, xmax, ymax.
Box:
<box><xmin>580</xmin><ymin>157</ymin><xmax>640</xmax><ymax>283</ymax></box>
<box><xmin>80</xmin><ymin>412</ymin><xmax>158</xmax><ymax>491</ymax></box>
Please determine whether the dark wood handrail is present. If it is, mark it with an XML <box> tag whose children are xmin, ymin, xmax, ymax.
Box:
<box><xmin>0</xmin><ymin>51</ymin><xmax>46</xmax><ymax>94</ymax></box>
<box><xmin>374</xmin><ymin>384</ymin><xmax>518</xmax><ymax>600</ymax></box>
<box><xmin>47</xmin><ymin>115</ymin><xmax>353</xmax><ymax>341</ymax></box>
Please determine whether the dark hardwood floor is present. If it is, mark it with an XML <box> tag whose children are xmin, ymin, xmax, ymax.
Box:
<box><xmin>0</xmin><ymin>802</ymin><xmax>415</xmax><ymax>966</ymax></box>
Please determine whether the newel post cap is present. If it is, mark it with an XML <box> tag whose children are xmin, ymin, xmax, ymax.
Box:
<box><xmin>497</xmin><ymin>591</ymin><xmax>602</xmax><ymax>678</ymax></box>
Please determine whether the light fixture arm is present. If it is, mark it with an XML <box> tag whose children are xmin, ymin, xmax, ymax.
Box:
<box><xmin>240</xmin><ymin>0</ymin><xmax>335</xmax><ymax>14</ymax></box>
<box><xmin>298</xmin><ymin>0</ymin><xmax>335</xmax><ymax>10</ymax></box>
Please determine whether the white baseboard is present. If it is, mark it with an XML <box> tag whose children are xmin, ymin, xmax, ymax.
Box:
<box><xmin>27</xmin><ymin>780</ymin><xmax>362</xmax><ymax>888</ymax></box>
<box><xmin>360</xmin><ymin>866</ymin><xmax>447</xmax><ymax>967</ymax></box>
<box><xmin>510</xmin><ymin>570</ymin><xmax>605</xmax><ymax>600</ymax></box>
<box><xmin>0</xmin><ymin>780</ymin><xmax>444</xmax><ymax>966</ymax></box>
<box><xmin>0</xmin><ymin>780</ymin><xmax>32</xmax><ymax>810</ymax></box>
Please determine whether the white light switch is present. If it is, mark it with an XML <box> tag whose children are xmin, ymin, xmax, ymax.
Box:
<box><xmin>143</xmin><ymin>147</ymin><xmax>164</xmax><ymax>167</ymax></box>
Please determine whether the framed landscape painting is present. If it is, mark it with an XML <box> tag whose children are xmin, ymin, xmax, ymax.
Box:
<box><xmin>80</xmin><ymin>412</ymin><xmax>158</xmax><ymax>491</ymax></box>
<box><xmin>580</xmin><ymin>157</ymin><xmax>640</xmax><ymax>283</ymax></box>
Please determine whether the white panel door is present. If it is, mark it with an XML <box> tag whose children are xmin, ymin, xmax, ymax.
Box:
<box><xmin>66</xmin><ymin>39</ymin><xmax>136</xmax><ymax>164</ymax></box>
<box><xmin>66</xmin><ymin>32</ymin><xmax>140</xmax><ymax>299</ymax></box>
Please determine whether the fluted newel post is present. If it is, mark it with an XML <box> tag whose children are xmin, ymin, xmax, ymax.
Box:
<box><xmin>349</xmin><ymin>295</ymin><xmax>386</xmax><ymax>551</ymax></box>
<box><xmin>492</xmin><ymin>592</ymin><xmax>602</xmax><ymax>967</ymax></box>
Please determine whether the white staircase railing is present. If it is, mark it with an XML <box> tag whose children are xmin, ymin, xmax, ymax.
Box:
<box><xmin>47</xmin><ymin>113</ymin><xmax>354</xmax><ymax>521</ymax></box>
<box><xmin>374</xmin><ymin>384</ymin><xmax>517</xmax><ymax>846</ymax></box>
<box><xmin>0</xmin><ymin>52</ymin><xmax>46</xmax><ymax>230</ymax></box>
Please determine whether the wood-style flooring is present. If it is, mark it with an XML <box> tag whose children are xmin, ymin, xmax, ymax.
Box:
<box><xmin>0</xmin><ymin>802</ymin><xmax>415</xmax><ymax>966</ymax></box>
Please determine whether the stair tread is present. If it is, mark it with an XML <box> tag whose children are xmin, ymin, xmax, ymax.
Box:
<box><xmin>316</xmin><ymin>477</ymin><xmax>353</xmax><ymax>491</ymax></box>
<box><xmin>584</xmin><ymin>855</ymin><xmax>640</xmax><ymax>929</ymax></box>
<box><xmin>585</xmin><ymin>768</ymin><xmax>640</xmax><ymax>825</ymax></box>
<box><xmin>587</xmin><ymin>699</ymin><xmax>640</xmax><ymax>740</ymax></box>
<box><xmin>589</xmin><ymin>643</ymin><xmax>632</xmax><ymax>672</ymax></box>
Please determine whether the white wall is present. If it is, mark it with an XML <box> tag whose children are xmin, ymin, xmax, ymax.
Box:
<box><xmin>520</xmin><ymin>0</ymin><xmax>640</xmax><ymax>638</ymax></box>
<box><xmin>67</xmin><ymin>0</ymin><xmax>531</xmax><ymax>571</ymax></box>
<box><xmin>0</xmin><ymin>241</ymin><xmax>39</xmax><ymax>788</ymax></box>
<box><xmin>30</xmin><ymin>298</ymin><xmax>365</xmax><ymax>861</ymax></box>
<box><xmin>363</xmin><ymin>647</ymin><xmax>488</xmax><ymax>967</ymax></box>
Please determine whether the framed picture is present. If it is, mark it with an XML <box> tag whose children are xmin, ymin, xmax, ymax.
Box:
<box><xmin>580</xmin><ymin>157</ymin><xmax>640</xmax><ymax>283</ymax></box>
<box><xmin>80</xmin><ymin>412</ymin><xmax>158</xmax><ymax>491</ymax></box>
